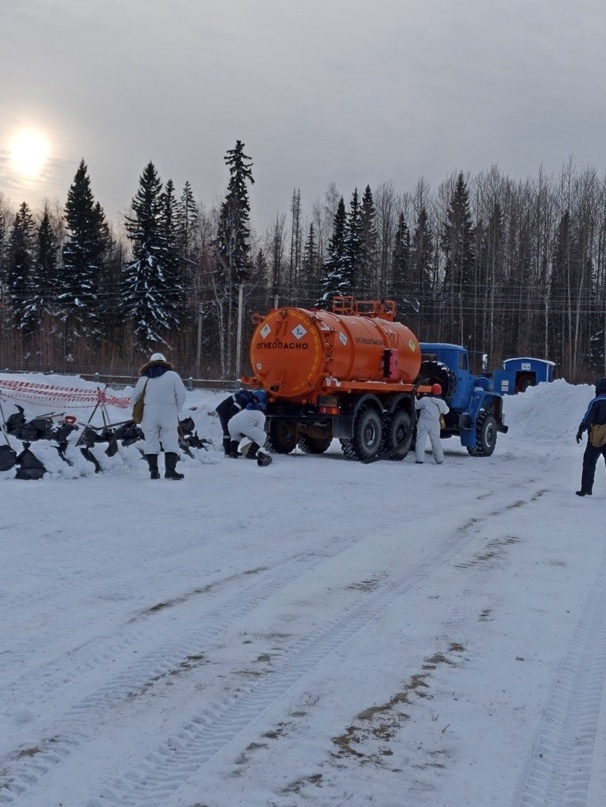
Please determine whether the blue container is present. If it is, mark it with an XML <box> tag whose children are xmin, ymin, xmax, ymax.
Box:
<box><xmin>493</xmin><ymin>357</ymin><xmax>555</xmax><ymax>394</ymax></box>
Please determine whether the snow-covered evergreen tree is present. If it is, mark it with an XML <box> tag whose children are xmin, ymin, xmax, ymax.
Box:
<box><xmin>59</xmin><ymin>160</ymin><xmax>108</xmax><ymax>348</ymax></box>
<box><xmin>161</xmin><ymin>178</ymin><xmax>185</xmax><ymax>328</ymax></box>
<box><xmin>121</xmin><ymin>162</ymin><xmax>179</xmax><ymax>350</ymax></box>
<box><xmin>214</xmin><ymin>141</ymin><xmax>254</xmax><ymax>287</ymax></box>
<box><xmin>342</xmin><ymin>188</ymin><xmax>363</xmax><ymax>296</ymax></box>
<box><xmin>212</xmin><ymin>140</ymin><xmax>255</xmax><ymax>375</ymax></box>
<box><xmin>390</xmin><ymin>211</ymin><xmax>411</xmax><ymax>309</ymax></box>
<box><xmin>441</xmin><ymin>172</ymin><xmax>475</xmax><ymax>344</ymax></box>
<box><xmin>301</xmin><ymin>223</ymin><xmax>321</xmax><ymax>307</ymax></box>
<box><xmin>21</xmin><ymin>205</ymin><xmax>59</xmax><ymax>330</ymax></box>
<box><xmin>175</xmin><ymin>181</ymin><xmax>199</xmax><ymax>268</ymax></box>
<box><xmin>317</xmin><ymin>197</ymin><xmax>347</xmax><ymax>307</ymax></box>
<box><xmin>6</xmin><ymin>202</ymin><xmax>36</xmax><ymax>331</ymax></box>
<box><xmin>359</xmin><ymin>185</ymin><xmax>379</xmax><ymax>297</ymax></box>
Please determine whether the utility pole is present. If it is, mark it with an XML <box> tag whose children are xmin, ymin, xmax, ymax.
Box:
<box><xmin>196</xmin><ymin>305</ymin><xmax>203</xmax><ymax>377</ymax></box>
<box><xmin>235</xmin><ymin>282</ymin><xmax>244</xmax><ymax>378</ymax></box>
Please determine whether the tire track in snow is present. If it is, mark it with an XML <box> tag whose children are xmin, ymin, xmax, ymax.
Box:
<box><xmin>0</xmin><ymin>486</ymin><xmax>541</xmax><ymax>806</ymax></box>
<box><xmin>98</xmin><ymin>488</ymin><xmax>547</xmax><ymax>807</ymax></box>
<box><xmin>0</xmin><ymin>541</ymin><xmax>347</xmax><ymax>716</ymax></box>
<box><xmin>515</xmin><ymin>542</ymin><xmax>606</xmax><ymax>807</ymax></box>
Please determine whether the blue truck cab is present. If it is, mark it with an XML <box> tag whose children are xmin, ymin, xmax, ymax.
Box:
<box><xmin>418</xmin><ymin>343</ymin><xmax>509</xmax><ymax>456</ymax></box>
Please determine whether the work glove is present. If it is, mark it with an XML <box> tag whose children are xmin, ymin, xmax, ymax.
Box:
<box><xmin>576</xmin><ymin>430</ymin><xmax>583</xmax><ymax>444</ymax></box>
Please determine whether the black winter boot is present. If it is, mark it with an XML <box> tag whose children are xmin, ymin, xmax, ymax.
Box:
<box><xmin>145</xmin><ymin>454</ymin><xmax>160</xmax><ymax>479</ymax></box>
<box><xmin>222</xmin><ymin>436</ymin><xmax>231</xmax><ymax>456</ymax></box>
<box><xmin>244</xmin><ymin>441</ymin><xmax>260</xmax><ymax>459</ymax></box>
<box><xmin>229</xmin><ymin>440</ymin><xmax>240</xmax><ymax>458</ymax></box>
<box><xmin>256</xmin><ymin>449</ymin><xmax>273</xmax><ymax>467</ymax></box>
<box><xmin>164</xmin><ymin>452</ymin><xmax>184</xmax><ymax>480</ymax></box>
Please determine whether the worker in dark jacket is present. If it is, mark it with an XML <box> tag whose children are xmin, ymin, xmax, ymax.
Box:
<box><xmin>215</xmin><ymin>389</ymin><xmax>256</xmax><ymax>456</ymax></box>
<box><xmin>227</xmin><ymin>390</ymin><xmax>272</xmax><ymax>466</ymax></box>
<box><xmin>575</xmin><ymin>376</ymin><xmax>606</xmax><ymax>496</ymax></box>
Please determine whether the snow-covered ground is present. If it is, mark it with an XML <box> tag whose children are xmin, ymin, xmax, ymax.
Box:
<box><xmin>1</xmin><ymin>373</ymin><xmax>605</xmax><ymax>807</ymax></box>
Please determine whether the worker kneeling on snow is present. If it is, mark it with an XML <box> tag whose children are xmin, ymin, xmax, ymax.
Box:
<box><xmin>227</xmin><ymin>390</ymin><xmax>272</xmax><ymax>467</ymax></box>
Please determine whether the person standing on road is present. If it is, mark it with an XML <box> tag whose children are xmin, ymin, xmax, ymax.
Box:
<box><xmin>414</xmin><ymin>383</ymin><xmax>450</xmax><ymax>465</ymax></box>
<box><xmin>130</xmin><ymin>352</ymin><xmax>187</xmax><ymax>480</ymax></box>
<box><xmin>575</xmin><ymin>376</ymin><xmax>606</xmax><ymax>497</ymax></box>
<box><xmin>227</xmin><ymin>390</ymin><xmax>272</xmax><ymax>466</ymax></box>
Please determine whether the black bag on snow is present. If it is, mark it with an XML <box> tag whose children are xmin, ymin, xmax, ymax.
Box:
<box><xmin>20</xmin><ymin>417</ymin><xmax>54</xmax><ymax>441</ymax></box>
<box><xmin>0</xmin><ymin>444</ymin><xmax>17</xmax><ymax>471</ymax></box>
<box><xmin>15</xmin><ymin>443</ymin><xmax>47</xmax><ymax>480</ymax></box>
<box><xmin>6</xmin><ymin>406</ymin><xmax>26</xmax><ymax>437</ymax></box>
<box><xmin>113</xmin><ymin>422</ymin><xmax>143</xmax><ymax>446</ymax></box>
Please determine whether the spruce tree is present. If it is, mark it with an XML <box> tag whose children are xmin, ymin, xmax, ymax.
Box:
<box><xmin>214</xmin><ymin>140</ymin><xmax>254</xmax><ymax>287</ymax></box>
<box><xmin>174</xmin><ymin>181</ymin><xmax>200</xmax><ymax>328</ymax></box>
<box><xmin>317</xmin><ymin>197</ymin><xmax>347</xmax><ymax>307</ymax></box>
<box><xmin>60</xmin><ymin>160</ymin><xmax>108</xmax><ymax>349</ymax></box>
<box><xmin>121</xmin><ymin>161</ymin><xmax>175</xmax><ymax>350</ymax></box>
<box><xmin>440</xmin><ymin>172</ymin><xmax>475</xmax><ymax>344</ymax></box>
<box><xmin>301</xmin><ymin>223</ymin><xmax>321</xmax><ymax>307</ymax></box>
<box><xmin>410</xmin><ymin>206</ymin><xmax>435</xmax><ymax>332</ymax></box>
<box><xmin>390</xmin><ymin>211</ymin><xmax>411</xmax><ymax>313</ymax></box>
<box><xmin>213</xmin><ymin>140</ymin><xmax>255</xmax><ymax>375</ymax></box>
<box><xmin>22</xmin><ymin>205</ymin><xmax>59</xmax><ymax>331</ymax></box>
<box><xmin>6</xmin><ymin>202</ymin><xmax>36</xmax><ymax>331</ymax></box>
<box><xmin>359</xmin><ymin>185</ymin><xmax>378</xmax><ymax>297</ymax></box>
<box><xmin>161</xmin><ymin>178</ymin><xmax>185</xmax><ymax>328</ymax></box>
<box><xmin>342</xmin><ymin>188</ymin><xmax>363</xmax><ymax>297</ymax></box>
<box><xmin>175</xmin><ymin>181</ymin><xmax>199</xmax><ymax>271</ymax></box>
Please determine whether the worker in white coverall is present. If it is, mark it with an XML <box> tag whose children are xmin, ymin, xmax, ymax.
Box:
<box><xmin>130</xmin><ymin>352</ymin><xmax>187</xmax><ymax>480</ymax></box>
<box><xmin>414</xmin><ymin>383</ymin><xmax>450</xmax><ymax>464</ymax></box>
<box><xmin>227</xmin><ymin>390</ymin><xmax>272</xmax><ymax>466</ymax></box>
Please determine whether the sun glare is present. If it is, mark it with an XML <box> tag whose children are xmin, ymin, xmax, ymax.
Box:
<box><xmin>10</xmin><ymin>129</ymin><xmax>50</xmax><ymax>178</ymax></box>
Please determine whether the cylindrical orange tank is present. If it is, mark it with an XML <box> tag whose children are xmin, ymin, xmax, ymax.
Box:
<box><xmin>249</xmin><ymin>306</ymin><xmax>421</xmax><ymax>399</ymax></box>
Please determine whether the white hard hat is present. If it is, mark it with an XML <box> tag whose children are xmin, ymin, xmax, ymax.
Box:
<box><xmin>150</xmin><ymin>352</ymin><xmax>166</xmax><ymax>362</ymax></box>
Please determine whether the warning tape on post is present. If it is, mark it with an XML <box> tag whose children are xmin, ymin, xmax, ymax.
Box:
<box><xmin>0</xmin><ymin>379</ymin><xmax>131</xmax><ymax>409</ymax></box>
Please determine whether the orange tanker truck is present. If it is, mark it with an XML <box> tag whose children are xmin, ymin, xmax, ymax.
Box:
<box><xmin>241</xmin><ymin>297</ymin><xmax>431</xmax><ymax>462</ymax></box>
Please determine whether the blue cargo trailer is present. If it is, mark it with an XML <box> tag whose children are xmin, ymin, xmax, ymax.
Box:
<box><xmin>493</xmin><ymin>357</ymin><xmax>555</xmax><ymax>395</ymax></box>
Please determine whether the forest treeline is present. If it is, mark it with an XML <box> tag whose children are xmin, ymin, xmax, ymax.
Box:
<box><xmin>1</xmin><ymin>142</ymin><xmax>605</xmax><ymax>383</ymax></box>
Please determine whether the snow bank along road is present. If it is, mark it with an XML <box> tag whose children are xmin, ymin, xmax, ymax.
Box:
<box><xmin>1</xmin><ymin>432</ymin><xmax>605</xmax><ymax>806</ymax></box>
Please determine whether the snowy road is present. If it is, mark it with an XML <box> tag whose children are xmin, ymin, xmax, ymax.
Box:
<box><xmin>1</xmin><ymin>380</ymin><xmax>606</xmax><ymax>806</ymax></box>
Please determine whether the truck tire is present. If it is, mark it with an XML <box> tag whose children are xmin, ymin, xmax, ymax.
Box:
<box><xmin>349</xmin><ymin>406</ymin><xmax>382</xmax><ymax>462</ymax></box>
<box><xmin>467</xmin><ymin>411</ymin><xmax>497</xmax><ymax>456</ymax></box>
<box><xmin>267</xmin><ymin>420</ymin><xmax>298</xmax><ymax>454</ymax></box>
<box><xmin>339</xmin><ymin>439</ymin><xmax>358</xmax><ymax>461</ymax></box>
<box><xmin>382</xmin><ymin>410</ymin><xmax>413</xmax><ymax>460</ymax></box>
<box><xmin>418</xmin><ymin>360</ymin><xmax>457</xmax><ymax>404</ymax></box>
<box><xmin>297</xmin><ymin>435</ymin><xmax>333</xmax><ymax>454</ymax></box>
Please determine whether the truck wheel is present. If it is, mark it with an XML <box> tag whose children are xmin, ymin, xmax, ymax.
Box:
<box><xmin>383</xmin><ymin>410</ymin><xmax>413</xmax><ymax>460</ymax></box>
<box><xmin>468</xmin><ymin>411</ymin><xmax>497</xmax><ymax>456</ymax></box>
<box><xmin>351</xmin><ymin>406</ymin><xmax>382</xmax><ymax>462</ymax></box>
<box><xmin>298</xmin><ymin>435</ymin><xmax>333</xmax><ymax>454</ymax></box>
<box><xmin>268</xmin><ymin>420</ymin><xmax>298</xmax><ymax>454</ymax></box>
<box><xmin>339</xmin><ymin>439</ymin><xmax>358</xmax><ymax>460</ymax></box>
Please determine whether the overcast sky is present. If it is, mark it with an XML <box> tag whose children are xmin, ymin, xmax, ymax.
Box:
<box><xmin>1</xmin><ymin>0</ymin><xmax>605</xmax><ymax>233</ymax></box>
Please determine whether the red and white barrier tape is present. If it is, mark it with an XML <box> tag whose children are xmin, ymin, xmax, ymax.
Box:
<box><xmin>0</xmin><ymin>379</ymin><xmax>131</xmax><ymax>409</ymax></box>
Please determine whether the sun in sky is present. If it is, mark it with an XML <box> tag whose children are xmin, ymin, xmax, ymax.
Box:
<box><xmin>9</xmin><ymin>129</ymin><xmax>50</xmax><ymax>178</ymax></box>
